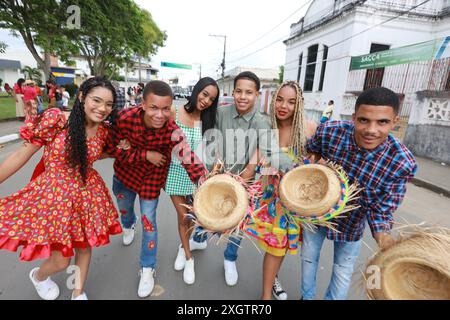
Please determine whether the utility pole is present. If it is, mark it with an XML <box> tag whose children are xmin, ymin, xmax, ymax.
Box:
<box><xmin>209</xmin><ymin>34</ymin><xmax>227</xmax><ymax>79</ymax></box>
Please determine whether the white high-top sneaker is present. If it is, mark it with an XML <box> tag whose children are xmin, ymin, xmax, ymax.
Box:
<box><xmin>224</xmin><ymin>260</ymin><xmax>238</xmax><ymax>286</ymax></box>
<box><xmin>183</xmin><ymin>258</ymin><xmax>195</xmax><ymax>285</ymax></box>
<box><xmin>174</xmin><ymin>245</ymin><xmax>186</xmax><ymax>271</ymax></box>
<box><xmin>272</xmin><ymin>276</ymin><xmax>288</xmax><ymax>300</ymax></box>
<box><xmin>71</xmin><ymin>292</ymin><xmax>88</xmax><ymax>300</ymax></box>
<box><xmin>29</xmin><ymin>267</ymin><xmax>60</xmax><ymax>300</ymax></box>
<box><xmin>138</xmin><ymin>267</ymin><xmax>155</xmax><ymax>298</ymax></box>
<box><xmin>123</xmin><ymin>223</ymin><xmax>136</xmax><ymax>246</ymax></box>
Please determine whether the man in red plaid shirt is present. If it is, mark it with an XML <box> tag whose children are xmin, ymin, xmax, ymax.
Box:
<box><xmin>104</xmin><ymin>80</ymin><xmax>206</xmax><ymax>298</ymax></box>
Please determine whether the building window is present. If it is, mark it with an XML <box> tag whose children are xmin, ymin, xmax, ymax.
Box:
<box><xmin>304</xmin><ymin>44</ymin><xmax>319</xmax><ymax>91</ymax></box>
<box><xmin>297</xmin><ymin>53</ymin><xmax>303</xmax><ymax>83</ymax></box>
<box><xmin>318</xmin><ymin>45</ymin><xmax>328</xmax><ymax>91</ymax></box>
<box><xmin>364</xmin><ymin>43</ymin><xmax>390</xmax><ymax>90</ymax></box>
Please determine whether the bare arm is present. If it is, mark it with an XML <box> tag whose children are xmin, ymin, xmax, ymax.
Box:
<box><xmin>0</xmin><ymin>142</ymin><xmax>41</xmax><ymax>183</ymax></box>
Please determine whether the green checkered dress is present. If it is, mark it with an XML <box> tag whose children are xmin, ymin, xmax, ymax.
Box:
<box><xmin>165</xmin><ymin>107</ymin><xmax>203</xmax><ymax>196</ymax></box>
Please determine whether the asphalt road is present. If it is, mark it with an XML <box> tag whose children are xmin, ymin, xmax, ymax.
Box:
<box><xmin>0</xmin><ymin>105</ymin><xmax>449</xmax><ymax>300</ymax></box>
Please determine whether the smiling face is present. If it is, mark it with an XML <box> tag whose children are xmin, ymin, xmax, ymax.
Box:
<box><xmin>142</xmin><ymin>93</ymin><xmax>173</xmax><ymax>129</ymax></box>
<box><xmin>274</xmin><ymin>85</ymin><xmax>297</xmax><ymax>122</ymax></box>
<box><xmin>232</xmin><ymin>79</ymin><xmax>259</xmax><ymax>115</ymax></box>
<box><xmin>82</xmin><ymin>87</ymin><xmax>114</xmax><ymax>124</ymax></box>
<box><xmin>196</xmin><ymin>85</ymin><xmax>218</xmax><ymax>111</ymax></box>
<box><xmin>352</xmin><ymin>104</ymin><xmax>399</xmax><ymax>150</ymax></box>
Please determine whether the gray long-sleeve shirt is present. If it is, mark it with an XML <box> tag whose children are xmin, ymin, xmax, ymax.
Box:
<box><xmin>204</xmin><ymin>105</ymin><xmax>294</xmax><ymax>174</ymax></box>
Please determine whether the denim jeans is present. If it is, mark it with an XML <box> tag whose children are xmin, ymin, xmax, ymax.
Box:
<box><xmin>112</xmin><ymin>175</ymin><xmax>159</xmax><ymax>269</ymax></box>
<box><xmin>301</xmin><ymin>226</ymin><xmax>362</xmax><ymax>300</ymax></box>
<box><xmin>192</xmin><ymin>227</ymin><xmax>242</xmax><ymax>262</ymax></box>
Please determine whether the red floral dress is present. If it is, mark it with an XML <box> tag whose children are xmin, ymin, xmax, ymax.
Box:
<box><xmin>0</xmin><ymin>108</ymin><xmax>122</xmax><ymax>261</ymax></box>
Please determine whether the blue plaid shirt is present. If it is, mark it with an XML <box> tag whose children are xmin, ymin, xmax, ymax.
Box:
<box><xmin>306</xmin><ymin>121</ymin><xmax>417</xmax><ymax>242</ymax></box>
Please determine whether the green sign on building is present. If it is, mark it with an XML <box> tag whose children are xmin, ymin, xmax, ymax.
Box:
<box><xmin>160</xmin><ymin>61</ymin><xmax>192</xmax><ymax>70</ymax></box>
<box><xmin>350</xmin><ymin>37</ymin><xmax>449</xmax><ymax>70</ymax></box>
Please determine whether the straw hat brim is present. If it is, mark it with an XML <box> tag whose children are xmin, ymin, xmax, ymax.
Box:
<box><xmin>279</xmin><ymin>164</ymin><xmax>341</xmax><ymax>216</ymax></box>
<box><xmin>193</xmin><ymin>174</ymin><xmax>249</xmax><ymax>232</ymax></box>
<box><xmin>365</xmin><ymin>232</ymin><xmax>450</xmax><ymax>300</ymax></box>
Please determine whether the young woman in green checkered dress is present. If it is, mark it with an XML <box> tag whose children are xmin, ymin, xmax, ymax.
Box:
<box><xmin>165</xmin><ymin>77</ymin><xmax>219</xmax><ymax>285</ymax></box>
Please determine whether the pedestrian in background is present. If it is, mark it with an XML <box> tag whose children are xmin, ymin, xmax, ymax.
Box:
<box><xmin>112</xmin><ymin>81</ymin><xmax>126</xmax><ymax>111</ymax></box>
<box><xmin>61</xmin><ymin>87</ymin><xmax>70</xmax><ymax>111</ymax></box>
<box><xmin>54</xmin><ymin>85</ymin><xmax>64</xmax><ymax>110</ymax></box>
<box><xmin>35</xmin><ymin>83</ymin><xmax>44</xmax><ymax>114</ymax></box>
<box><xmin>22</xmin><ymin>79</ymin><xmax>38</xmax><ymax>118</ymax></box>
<box><xmin>320</xmin><ymin>100</ymin><xmax>334</xmax><ymax>123</ymax></box>
<box><xmin>4</xmin><ymin>83</ymin><xmax>13</xmax><ymax>96</ymax></box>
<box><xmin>13</xmin><ymin>78</ymin><xmax>26</xmax><ymax>119</ymax></box>
<box><xmin>46</xmin><ymin>79</ymin><xmax>56</xmax><ymax>108</ymax></box>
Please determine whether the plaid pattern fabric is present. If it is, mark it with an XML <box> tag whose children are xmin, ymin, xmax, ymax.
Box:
<box><xmin>306</xmin><ymin>121</ymin><xmax>417</xmax><ymax>242</ymax></box>
<box><xmin>104</xmin><ymin>106</ymin><xmax>206</xmax><ymax>200</ymax></box>
<box><xmin>165</xmin><ymin>107</ymin><xmax>203</xmax><ymax>196</ymax></box>
<box><xmin>115</xmin><ymin>89</ymin><xmax>126</xmax><ymax>110</ymax></box>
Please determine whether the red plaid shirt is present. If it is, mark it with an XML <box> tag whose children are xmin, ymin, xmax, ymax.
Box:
<box><xmin>104</xmin><ymin>106</ymin><xmax>206</xmax><ymax>200</ymax></box>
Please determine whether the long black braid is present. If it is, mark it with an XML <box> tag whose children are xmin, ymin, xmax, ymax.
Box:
<box><xmin>65</xmin><ymin>76</ymin><xmax>117</xmax><ymax>182</ymax></box>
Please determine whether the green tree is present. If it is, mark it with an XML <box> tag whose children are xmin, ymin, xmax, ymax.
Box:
<box><xmin>0</xmin><ymin>41</ymin><xmax>7</xmax><ymax>53</ymax></box>
<box><xmin>0</xmin><ymin>0</ymin><xmax>78</xmax><ymax>81</ymax></box>
<box><xmin>21</xmin><ymin>66</ymin><xmax>42</xmax><ymax>82</ymax></box>
<box><xmin>69</xmin><ymin>0</ymin><xmax>166</xmax><ymax>76</ymax></box>
<box><xmin>278</xmin><ymin>65</ymin><xmax>284</xmax><ymax>84</ymax></box>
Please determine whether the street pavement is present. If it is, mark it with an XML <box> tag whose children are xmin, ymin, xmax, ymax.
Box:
<box><xmin>0</xmin><ymin>138</ymin><xmax>449</xmax><ymax>300</ymax></box>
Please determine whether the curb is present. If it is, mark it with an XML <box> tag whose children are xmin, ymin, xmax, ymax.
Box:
<box><xmin>410</xmin><ymin>177</ymin><xmax>450</xmax><ymax>198</ymax></box>
<box><xmin>0</xmin><ymin>134</ymin><xmax>20</xmax><ymax>145</ymax></box>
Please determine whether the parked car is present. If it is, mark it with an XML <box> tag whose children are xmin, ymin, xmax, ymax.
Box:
<box><xmin>218</xmin><ymin>96</ymin><xmax>234</xmax><ymax>107</ymax></box>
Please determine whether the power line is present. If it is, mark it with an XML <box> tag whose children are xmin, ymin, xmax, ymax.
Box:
<box><xmin>227</xmin><ymin>0</ymin><xmax>313</xmax><ymax>55</ymax></box>
<box><xmin>283</xmin><ymin>0</ymin><xmax>432</xmax><ymax>72</ymax></box>
<box><xmin>230</xmin><ymin>0</ymin><xmax>432</xmax><ymax>67</ymax></box>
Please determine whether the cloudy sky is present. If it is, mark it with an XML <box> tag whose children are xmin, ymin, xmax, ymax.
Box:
<box><xmin>0</xmin><ymin>0</ymin><xmax>312</xmax><ymax>84</ymax></box>
<box><xmin>134</xmin><ymin>0</ymin><xmax>311</xmax><ymax>82</ymax></box>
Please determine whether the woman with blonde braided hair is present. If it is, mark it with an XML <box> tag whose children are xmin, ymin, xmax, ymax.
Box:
<box><xmin>244</xmin><ymin>80</ymin><xmax>317</xmax><ymax>300</ymax></box>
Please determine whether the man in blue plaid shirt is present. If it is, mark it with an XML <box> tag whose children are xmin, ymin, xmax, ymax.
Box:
<box><xmin>301</xmin><ymin>87</ymin><xmax>417</xmax><ymax>300</ymax></box>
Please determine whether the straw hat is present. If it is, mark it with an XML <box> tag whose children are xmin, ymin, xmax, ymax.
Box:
<box><xmin>279</xmin><ymin>164</ymin><xmax>344</xmax><ymax>217</ymax></box>
<box><xmin>365</xmin><ymin>227</ymin><xmax>450</xmax><ymax>300</ymax></box>
<box><xmin>193</xmin><ymin>174</ymin><xmax>249</xmax><ymax>232</ymax></box>
<box><xmin>24</xmin><ymin>79</ymin><xmax>35</xmax><ymax>85</ymax></box>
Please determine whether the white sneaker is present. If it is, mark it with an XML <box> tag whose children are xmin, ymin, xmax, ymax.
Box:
<box><xmin>183</xmin><ymin>258</ymin><xmax>195</xmax><ymax>285</ymax></box>
<box><xmin>174</xmin><ymin>245</ymin><xmax>186</xmax><ymax>271</ymax></box>
<box><xmin>29</xmin><ymin>267</ymin><xmax>60</xmax><ymax>300</ymax></box>
<box><xmin>272</xmin><ymin>276</ymin><xmax>288</xmax><ymax>300</ymax></box>
<box><xmin>138</xmin><ymin>267</ymin><xmax>155</xmax><ymax>298</ymax></box>
<box><xmin>71</xmin><ymin>292</ymin><xmax>88</xmax><ymax>300</ymax></box>
<box><xmin>189</xmin><ymin>238</ymin><xmax>207</xmax><ymax>251</ymax></box>
<box><xmin>224</xmin><ymin>260</ymin><xmax>238</xmax><ymax>286</ymax></box>
<box><xmin>123</xmin><ymin>223</ymin><xmax>136</xmax><ymax>246</ymax></box>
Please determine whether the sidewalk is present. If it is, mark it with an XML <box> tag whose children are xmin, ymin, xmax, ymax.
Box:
<box><xmin>0</xmin><ymin>119</ymin><xmax>449</xmax><ymax>196</ymax></box>
<box><xmin>411</xmin><ymin>157</ymin><xmax>450</xmax><ymax>198</ymax></box>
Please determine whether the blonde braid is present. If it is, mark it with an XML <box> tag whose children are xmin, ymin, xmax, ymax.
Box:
<box><xmin>269</xmin><ymin>80</ymin><xmax>307</xmax><ymax>159</ymax></box>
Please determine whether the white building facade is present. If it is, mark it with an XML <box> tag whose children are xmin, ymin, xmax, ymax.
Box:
<box><xmin>284</xmin><ymin>0</ymin><xmax>450</xmax><ymax>121</ymax></box>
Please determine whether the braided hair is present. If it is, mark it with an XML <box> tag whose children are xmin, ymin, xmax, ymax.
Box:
<box><xmin>184</xmin><ymin>77</ymin><xmax>219</xmax><ymax>135</ymax></box>
<box><xmin>65</xmin><ymin>76</ymin><xmax>116</xmax><ymax>182</ymax></box>
<box><xmin>269</xmin><ymin>80</ymin><xmax>307</xmax><ymax>157</ymax></box>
